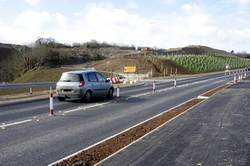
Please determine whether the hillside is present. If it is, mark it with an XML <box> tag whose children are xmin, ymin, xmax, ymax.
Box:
<box><xmin>1</xmin><ymin>40</ymin><xmax>250</xmax><ymax>83</ymax></box>
<box><xmin>13</xmin><ymin>56</ymin><xmax>191</xmax><ymax>83</ymax></box>
<box><xmin>0</xmin><ymin>39</ymin><xmax>138</xmax><ymax>82</ymax></box>
<box><xmin>0</xmin><ymin>43</ymin><xmax>28</xmax><ymax>81</ymax></box>
<box><xmin>164</xmin><ymin>45</ymin><xmax>231</xmax><ymax>55</ymax></box>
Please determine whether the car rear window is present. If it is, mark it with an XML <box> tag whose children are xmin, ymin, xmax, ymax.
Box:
<box><xmin>60</xmin><ymin>73</ymin><xmax>83</xmax><ymax>82</ymax></box>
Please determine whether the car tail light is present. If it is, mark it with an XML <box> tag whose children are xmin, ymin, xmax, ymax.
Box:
<box><xmin>79</xmin><ymin>81</ymin><xmax>85</xmax><ymax>87</ymax></box>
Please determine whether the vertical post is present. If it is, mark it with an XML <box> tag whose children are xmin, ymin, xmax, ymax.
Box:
<box><xmin>153</xmin><ymin>81</ymin><xmax>156</xmax><ymax>93</ymax></box>
<box><xmin>29</xmin><ymin>87</ymin><xmax>33</xmax><ymax>95</ymax></box>
<box><xmin>117</xmin><ymin>85</ymin><xmax>120</xmax><ymax>98</ymax></box>
<box><xmin>174</xmin><ymin>77</ymin><xmax>177</xmax><ymax>87</ymax></box>
<box><xmin>49</xmin><ymin>86</ymin><xmax>54</xmax><ymax>116</ymax></box>
<box><xmin>233</xmin><ymin>75</ymin><xmax>237</xmax><ymax>84</ymax></box>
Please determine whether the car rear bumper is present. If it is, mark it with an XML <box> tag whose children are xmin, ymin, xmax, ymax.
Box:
<box><xmin>56</xmin><ymin>89</ymin><xmax>84</xmax><ymax>99</ymax></box>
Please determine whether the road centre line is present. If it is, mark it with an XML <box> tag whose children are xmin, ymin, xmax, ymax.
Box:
<box><xmin>0</xmin><ymin>119</ymin><xmax>33</xmax><ymax>129</ymax></box>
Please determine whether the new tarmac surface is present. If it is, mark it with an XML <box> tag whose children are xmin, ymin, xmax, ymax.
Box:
<box><xmin>101</xmin><ymin>78</ymin><xmax>250</xmax><ymax>166</ymax></box>
<box><xmin>0</xmin><ymin>72</ymin><xmax>246</xmax><ymax>165</ymax></box>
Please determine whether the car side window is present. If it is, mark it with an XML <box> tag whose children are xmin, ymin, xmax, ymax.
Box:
<box><xmin>96</xmin><ymin>73</ymin><xmax>106</xmax><ymax>82</ymax></box>
<box><xmin>87</xmin><ymin>72</ymin><xmax>98</xmax><ymax>82</ymax></box>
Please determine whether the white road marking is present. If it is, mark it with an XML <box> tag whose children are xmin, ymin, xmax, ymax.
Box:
<box><xmin>0</xmin><ymin>119</ymin><xmax>33</xmax><ymax>129</ymax></box>
<box><xmin>63</xmin><ymin>102</ymin><xmax>110</xmax><ymax>114</ymax></box>
<box><xmin>197</xmin><ymin>96</ymin><xmax>209</xmax><ymax>99</ymax></box>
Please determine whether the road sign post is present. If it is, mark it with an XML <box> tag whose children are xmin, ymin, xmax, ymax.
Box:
<box><xmin>49</xmin><ymin>86</ymin><xmax>54</xmax><ymax>116</ymax></box>
<box><xmin>153</xmin><ymin>81</ymin><xmax>156</xmax><ymax>93</ymax></box>
<box><xmin>29</xmin><ymin>87</ymin><xmax>33</xmax><ymax>95</ymax></box>
<box><xmin>117</xmin><ymin>85</ymin><xmax>120</xmax><ymax>98</ymax></box>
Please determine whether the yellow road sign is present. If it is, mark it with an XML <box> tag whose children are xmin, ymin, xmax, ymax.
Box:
<box><xmin>124</xmin><ymin>66</ymin><xmax>136</xmax><ymax>73</ymax></box>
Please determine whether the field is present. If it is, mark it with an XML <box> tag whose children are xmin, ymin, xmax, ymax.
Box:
<box><xmin>160</xmin><ymin>54</ymin><xmax>250</xmax><ymax>73</ymax></box>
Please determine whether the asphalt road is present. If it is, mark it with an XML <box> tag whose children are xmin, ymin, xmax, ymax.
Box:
<box><xmin>0</xmin><ymin>72</ymin><xmax>246</xmax><ymax>165</ymax></box>
<box><xmin>0</xmin><ymin>72</ymin><xmax>233</xmax><ymax>124</ymax></box>
<box><xmin>101</xmin><ymin>78</ymin><xmax>250</xmax><ymax>166</ymax></box>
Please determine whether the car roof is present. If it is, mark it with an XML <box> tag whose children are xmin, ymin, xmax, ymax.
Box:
<box><xmin>63</xmin><ymin>69</ymin><xmax>96</xmax><ymax>74</ymax></box>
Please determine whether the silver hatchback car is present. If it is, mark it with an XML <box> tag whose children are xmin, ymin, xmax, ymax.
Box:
<box><xmin>56</xmin><ymin>70</ymin><xmax>114</xmax><ymax>102</ymax></box>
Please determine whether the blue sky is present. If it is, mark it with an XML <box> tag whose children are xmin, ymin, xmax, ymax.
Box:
<box><xmin>0</xmin><ymin>0</ymin><xmax>250</xmax><ymax>52</ymax></box>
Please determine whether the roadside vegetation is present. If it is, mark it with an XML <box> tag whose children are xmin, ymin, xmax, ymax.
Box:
<box><xmin>161</xmin><ymin>54</ymin><xmax>250</xmax><ymax>73</ymax></box>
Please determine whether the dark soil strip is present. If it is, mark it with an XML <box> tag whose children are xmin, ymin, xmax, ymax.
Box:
<box><xmin>54</xmin><ymin>99</ymin><xmax>204</xmax><ymax>166</ymax></box>
<box><xmin>203</xmin><ymin>84</ymin><xmax>231</xmax><ymax>97</ymax></box>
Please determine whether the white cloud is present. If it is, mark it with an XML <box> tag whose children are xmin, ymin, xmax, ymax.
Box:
<box><xmin>0</xmin><ymin>9</ymin><xmax>67</xmax><ymax>44</ymax></box>
<box><xmin>0</xmin><ymin>3</ymin><xmax>250</xmax><ymax>51</ymax></box>
<box><xmin>24</xmin><ymin>0</ymin><xmax>40</xmax><ymax>6</ymax></box>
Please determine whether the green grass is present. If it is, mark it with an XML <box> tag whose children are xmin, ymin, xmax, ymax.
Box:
<box><xmin>13</xmin><ymin>67</ymin><xmax>71</xmax><ymax>83</ymax></box>
<box><xmin>0</xmin><ymin>68</ymin><xmax>70</xmax><ymax>96</ymax></box>
<box><xmin>160</xmin><ymin>54</ymin><xmax>250</xmax><ymax>73</ymax></box>
<box><xmin>0</xmin><ymin>87</ymin><xmax>49</xmax><ymax>96</ymax></box>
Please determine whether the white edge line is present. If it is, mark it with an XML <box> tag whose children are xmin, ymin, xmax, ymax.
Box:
<box><xmin>197</xmin><ymin>96</ymin><xmax>209</xmax><ymax>99</ymax></box>
<box><xmin>0</xmin><ymin>119</ymin><xmax>33</xmax><ymax>128</ymax></box>
<box><xmin>95</xmin><ymin>98</ymin><xmax>208</xmax><ymax>166</ymax></box>
<box><xmin>48</xmin><ymin>79</ymin><xmax>232</xmax><ymax>166</ymax></box>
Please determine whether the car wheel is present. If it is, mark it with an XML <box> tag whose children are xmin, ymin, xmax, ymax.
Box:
<box><xmin>107</xmin><ymin>88</ymin><xmax>113</xmax><ymax>99</ymax></box>
<box><xmin>58</xmin><ymin>97</ymin><xmax>65</xmax><ymax>101</ymax></box>
<box><xmin>84</xmin><ymin>91</ymin><xmax>92</xmax><ymax>102</ymax></box>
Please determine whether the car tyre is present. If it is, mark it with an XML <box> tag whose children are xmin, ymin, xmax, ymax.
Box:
<box><xmin>84</xmin><ymin>91</ymin><xmax>92</xmax><ymax>102</ymax></box>
<box><xmin>107</xmin><ymin>88</ymin><xmax>114</xmax><ymax>99</ymax></box>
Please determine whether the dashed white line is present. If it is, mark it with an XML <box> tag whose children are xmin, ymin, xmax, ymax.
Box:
<box><xmin>63</xmin><ymin>102</ymin><xmax>111</xmax><ymax>114</ymax></box>
<box><xmin>0</xmin><ymin>119</ymin><xmax>33</xmax><ymax>129</ymax></box>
